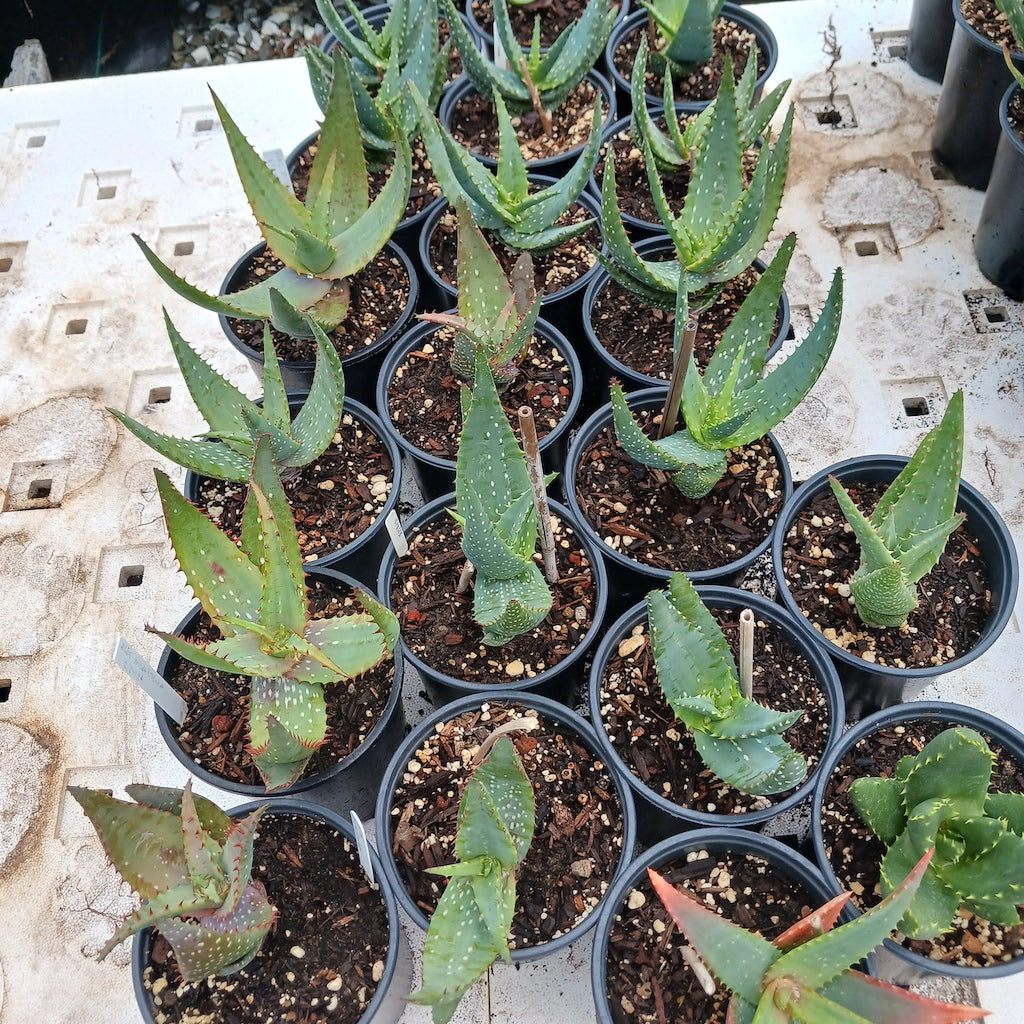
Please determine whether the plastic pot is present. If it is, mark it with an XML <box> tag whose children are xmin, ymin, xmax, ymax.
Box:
<box><xmin>587</xmin><ymin>586</ymin><xmax>844</xmax><ymax>844</ymax></box>
<box><xmin>974</xmin><ymin>82</ymin><xmax>1024</xmax><ymax>299</ymax></box>
<box><xmin>771</xmin><ymin>455</ymin><xmax>1019</xmax><ymax>721</ymax></box>
<box><xmin>906</xmin><ymin>0</ymin><xmax>956</xmax><ymax>82</ymax></box>
<box><xmin>132</xmin><ymin>798</ymin><xmax>411</xmax><ymax>1024</ymax></box>
<box><xmin>377</xmin><ymin>492</ymin><xmax>608</xmax><ymax>707</ymax></box>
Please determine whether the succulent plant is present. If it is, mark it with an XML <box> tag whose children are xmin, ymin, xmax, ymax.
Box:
<box><xmin>134</xmin><ymin>52</ymin><xmax>410</xmax><ymax>337</ymax></box>
<box><xmin>154</xmin><ymin>435</ymin><xmax>399</xmax><ymax>790</ymax></box>
<box><xmin>450</xmin><ymin>349</ymin><xmax>553</xmax><ymax>645</ymax></box>
<box><xmin>647</xmin><ymin>572</ymin><xmax>806</xmax><ymax>795</ymax></box>
<box><xmin>996</xmin><ymin>0</ymin><xmax>1024</xmax><ymax>51</ymax></box>
<box><xmin>649</xmin><ymin>848</ymin><xmax>989</xmax><ymax>1024</ymax></box>
<box><xmin>827</xmin><ymin>390</ymin><xmax>965</xmax><ymax>628</ymax></box>
<box><xmin>849</xmin><ymin>725</ymin><xmax>1024</xmax><ymax>940</ymax></box>
<box><xmin>418</xmin><ymin>198</ymin><xmax>542</xmax><ymax>385</ymax></box>
<box><xmin>109</xmin><ymin>313</ymin><xmax>344</xmax><ymax>483</ymax></box>
<box><xmin>69</xmin><ymin>781</ymin><xmax>275</xmax><ymax>981</ymax></box>
<box><xmin>640</xmin><ymin>0</ymin><xmax>725</xmax><ymax>74</ymax></box>
<box><xmin>609</xmin><ymin>233</ymin><xmax>843</xmax><ymax>499</ymax></box>
<box><xmin>411</xmin><ymin>735</ymin><xmax>535</xmax><ymax>1024</ymax></box>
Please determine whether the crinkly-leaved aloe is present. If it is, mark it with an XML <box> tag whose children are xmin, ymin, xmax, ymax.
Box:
<box><xmin>828</xmin><ymin>390</ymin><xmax>965</xmax><ymax>628</ymax></box>
<box><xmin>649</xmin><ymin>849</ymin><xmax>988</xmax><ymax>1024</ymax></box>
<box><xmin>411</xmin><ymin>735</ymin><xmax>535</xmax><ymax>1024</ymax></box>
<box><xmin>850</xmin><ymin>725</ymin><xmax>1024</xmax><ymax>939</ymax></box>
<box><xmin>70</xmin><ymin>781</ymin><xmax>275</xmax><ymax>981</ymax></box>
<box><xmin>154</xmin><ymin>436</ymin><xmax>398</xmax><ymax>790</ymax></box>
<box><xmin>647</xmin><ymin>572</ymin><xmax>806</xmax><ymax>795</ymax></box>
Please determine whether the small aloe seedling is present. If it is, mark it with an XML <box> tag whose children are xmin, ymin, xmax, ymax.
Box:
<box><xmin>451</xmin><ymin>349</ymin><xmax>553</xmax><ymax>645</ymax></box>
<box><xmin>418</xmin><ymin>198</ymin><xmax>541</xmax><ymax>385</ymax></box>
<box><xmin>828</xmin><ymin>390</ymin><xmax>965</xmax><ymax>628</ymax></box>
<box><xmin>610</xmin><ymin>233</ymin><xmax>843</xmax><ymax>499</ymax></box>
<box><xmin>154</xmin><ymin>436</ymin><xmax>399</xmax><ymax>790</ymax></box>
<box><xmin>134</xmin><ymin>52</ymin><xmax>410</xmax><ymax>337</ymax></box>
<box><xmin>411</xmin><ymin>734</ymin><xmax>536</xmax><ymax>1024</ymax></box>
<box><xmin>70</xmin><ymin>781</ymin><xmax>275</xmax><ymax>981</ymax></box>
<box><xmin>850</xmin><ymin>725</ymin><xmax>1024</xmax><ymax>940</ymax></box>
<box><xmin>649</xmin><ymin>849</ymin><xmax>989</xmax><ymax>1024</ymax></box>
<box><xmin>647</xmin><ymin>572</ymin><xmax>806</xmax><ymax>795</ymax></box>
<box><xmin>109</xmin><ymin>313</ymin><xmax>344</xmax><ymax>483</ymax></box>
<box><xmin>641</xmin><ymin>0</ymin><xmax>725</xmax><ymax>74</ymax></box>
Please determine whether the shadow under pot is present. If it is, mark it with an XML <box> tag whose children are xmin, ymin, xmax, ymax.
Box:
<box><xmin>602</xmin><ymin>3</ymin><xmax>779</xmax><ymax>116</ymax></box>
<box><xmin>184</xmin><ymin>394</ymin><xmax>403</xmax><ymax>589</ymax></box>
<box><xmin>587</xmin><ymin>586</ymin><xmax>844</xmax><ymax>846</ymax></box>
<box><xmin>374</xmin><ymin>316</ymin><xmax>583</xmax><ymax>503</ymax></box>
<box><xmin>563</xmin><ymin>387</ymin><xmax>794</xmax><ymax>617</ymax></box>
<box><xmin>771</xmin><ymin>455</ymin><xmax>1019</xmax><ymax>722</ymax></box>
<box><xmin>218</xmin><ymin>238</ymin><xmax>419</xmax><ymax>408</ymax></box>
<box><xmin>591</xmin><ymin>828</ymin><xmax>842</xmax><ymax>1024</ymax></box>
<box><xmin>810</xmin><ymin>700</ymin><xmax>1024</xmax><ymax>983</ymax></box>
<box><xmin>155</xmin><ymin>566</ymin><xmax>406</xmax><ymax>814</ymax></box>
<box><xmin>906</xmin><ymin>0</ymin><xmax>956</xmax><ymax>82</ymax></box>
<box><xmin>133</xmin><ymin>798</ymin><xmax>412</xmax><ymax>1024</ymax></box>
<box><xmin>377</xmin><ymin>492</ymin><xmax>608</xmax><ymax>707</ymax></box>
<box><xmin>373</xmin><ymin>692</ymin><xmax>638</xmax><ymax>962</ymax></box>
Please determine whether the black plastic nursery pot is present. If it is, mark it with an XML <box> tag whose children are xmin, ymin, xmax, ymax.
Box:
<box><xmin>591</xmin><ymin>828</ymin><xmax>843</xmax><ymax>1024</ymax></box>
<box><xmin>377</xmin><ymin>492</ymin><xmax>608</xmax><ymax>707</ymax></box>
<box><xmin>930</xmin><ymin>0</ymin><xmax>1024</xmax><ymax>189</ymax></box>
<box><xmin>132</xmin><ymin>798</ymin><xmax>412</xmax><ymax>1024</ymax></box>
<box><xmin>374</xmin><ymin>316</ymin><xmax>584</xmax><ymax>503</ymax></box>
<box><xmin>810</xmin><ymin>700</ymin><xmax>1024</xmax><ymax>983</ymax></box>
<box><xmin>906</xmin><ymin>0</ymin><xmax>956</xmax><ymax>82</ymax></box>
<box><xmin>155</xmin><ymin>566</ymin><xmax>406</xmax><ymax>817</ymax></box>
<box><xmin>373</xmin><ymin>691</ymin><xmax>638</xmax><ymax>958</ymax></box>
<box><xmin>771</xmin><ymin>455</ymin><xmax>1019</xmax><ymax>721</ymax></box>
<box><xmin>218</xmin><ymin>239</ymin><xmax>419</xmax><ymax>408</ymax></box>
<box><xmin>564</xmin><ymin>388</ymin><xmax>794</xmax><ymax>618</ymax></box>
<box><xmin>587</xmin><ymin>586</ymin><xmax>844</xmax><ymax>845</ymax></box>
<box><xmin>975</xmin><ymin>83</ymin><xmax>1024</xmax><ymax>300</ymax></box>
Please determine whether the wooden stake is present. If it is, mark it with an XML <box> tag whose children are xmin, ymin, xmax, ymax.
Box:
<box><xmin>456</xmin><ymin>559</ymin><xmax>475</xmax><ymax>594</ymax></box>
<box><xmin>658</xmin><ymin>317</ymin><xmax>698</xmax><ymax>439</ymax></box>
<box><xmin>519</xmin><ymin>406</ymin><xmax>559</xmax><ymax>584</ymax></box>
<box><xmin>739</xmin><ymin>608</ymin><xmax>755</xmax><ymax>699</ymax></box>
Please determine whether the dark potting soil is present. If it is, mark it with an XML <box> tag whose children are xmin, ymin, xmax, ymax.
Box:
<box><xmin>468</xmin><ymin>0</ymin><xmax>620</xmax><ymax>47</ymax></box>
<box><xmin>604</xmin><ymin>848</ymin><xmax>823</xmax><ymax>1024</ymax></box>
<box><xmin>227</xmin><ymin>247</ymin><xmax>411</xmax><ymax>363</ymax></box>
<box><xmin>385</xmin><ymin>325</ymin><xmax>573</xmax><ymax>462</ymax></box>
<box><xmin>572</xmin><ymin>414</ymin><xmax>785</xmax><ymax>573</ymax></box>
<box><xmin>779</xmin><ymin>482</ymin><xmax>992</xmax><ymax>670</ymax></box>
<box><xmin>961</xmin><ymin>0</ymin><xmax>1024</xmax><ymax>50</ymax></box>
<box><xmin>142</xmin><ymin>811</ymin><xmax>392</xmax><ymax>1023</ymax></box>
<box><xmin>597</xmin><ymin>606</ymin><xmax>831</xmax><ymax>815</ymax></box>
<box><xmin>1009</xmin><ymin>88</ymin><xmax>1024</xmax><ymax>144</ymax></box>
<box><xmin>193</xmin><ymin>410</ymin><xmax>393</xmax><ymax>561</ymax></box>
<box><xmin>818</xmin><ymin>717</ymin><xmax>1024</xmax><ymax>969</ymax></box>
<box><xmin>163</xmin><ymin>577</ymin><xmax>395</xmax><ymax>788</ymax></box>
<box><xmin>389</xmin><ymin>510</ymin><xmax>597</xmax><ymax>683</ymax></box>
<box><xmin>389</xmin><ymin>700</ymin><xmax>625</xmax><ymax>946</ymax></box>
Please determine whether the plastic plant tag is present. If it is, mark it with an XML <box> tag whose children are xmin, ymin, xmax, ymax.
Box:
<box><xmin>261</xmin><ymin>147</ymin><xmax>293</xmax><ymax>192</ymax></box>
<box><xmin>350</xmin><ymin>810</ymin><xmax>376</xmax><ymax>886</ymax></box>
<box><xmin>385</xmin><ymin>508</ymin><xmax>409</xmax><ymax>557</ymax></box>
<box><xmin>113</xmin><ymin>636</ymin><xmax>188</xmax><ymax>725</ymax></box>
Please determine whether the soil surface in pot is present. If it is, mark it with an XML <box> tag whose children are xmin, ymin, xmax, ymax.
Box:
<box><xmin>386</xmin><ymin>325</ymin><xmax>573</xmax><ymax>461</ymax></box>
<box><xmin>779</xmin><ymin>482</ymin><xmax>992</xmax><ymax>669</ymax></box>
<box><xmin>611</xmin><ymin>15</ymin><xmax>765</xmax><ymax>104</ymax></box>
<box><xmin>604</xmin><ymin>847</ymin><xmax>822</xmax><ymax>1024</ymax></box>
<box><xmin>164</xmin><ymin>576</ymin><xmax>396</xmax><ymax>788</ymax></box>
<box><xmin>227</xmin><ymin>247</ymin><xmax>411</xmax><ymax>363</ymax></box>
<box><xmin>390</xmin><ymin>509</ymin><xmax>598</xmax><ymax>683</ymax></box>
<box><xmin>469</xmin><ymin>0</ymin><xmax>623</xmax><ymax>47</ymax></box>
<box><xmin>142</xmin><ymin>810</ymin><xmax>392</xmax><ymax>1023</ymax></box>
<box><xmin>818</xmin><ymin>716</ymin><xmax>1024</xmax><ymax>969</ymax></box>
<box><xmin>1009</xmin><ymin>89</ymin><xmax>1024</xmax><ymax>144</ymax></box>
<box><xmin>390</xmin><ymin>699</ymin><xmax>625</xmax><ymax>946</ymax></box>
<box><xmin>598</xmin><ymin>605</ymin><xmax>831</xmax><ymax>814</ymax></box>
<box><xmin>961</xmin><ymin>0</ymin><xmax>1023</xmax><ymax>49</ymax></box>
<box><xmin>193</xmin><ymin>409</ymin><xmax>393</xmax><ymax>562</ymax></box>
<box><xmin>573</xmin><ymin>412</ymin><xmax>785</xmax><ymax>572</ymax></box>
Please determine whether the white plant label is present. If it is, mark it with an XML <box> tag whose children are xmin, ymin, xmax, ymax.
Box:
<box><xmin>113</xmin><ymin>636</ymin><xmax>188</xmax><ymax>725</ymax></box>
<box><xmin>385</xmin><ymin>508</ymin><xmax>408</xmax><ymax>557</ymax></box>
<box><xmin>262</xmin><ymin>148</ymin><xmax>292</xmax><ymax>191</ymax></box>
<box><xmin>350</xmin><ymin>811</ymin><xmax>376</xmax><ymax>886</ymax></box>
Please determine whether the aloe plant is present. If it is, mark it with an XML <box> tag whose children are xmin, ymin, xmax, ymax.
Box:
<box><xmin>996</xmin><ymin>0</ymin><xmax>1024</xmax><ymax>50</ymax></box>
<box><xmin>108</xmin><ymin>313</ymin><xmax>343</xmax><ymax>483</ymax></box>
<box><xmin>418</xmin><ymin>198</ymin><xmax>541</xmax><ymax>385</ymax></box>
<box><xmin>649</xmin><ymin>849</ymin><xmax>989</xmax><ymax>1024</ymax></box>
<box><xmin>450</xmin><ymin>349</ymin><xmax>553</xmax><ymax>644</ymax></box>
<box><xmin>410</xmin><ymin>735</ymin><xmax>536</xmax><ymax>1024</ymax></box>
<box><xmin>609</xmin><ymin>233</ymin><xmax>843</xmax><ymax>499</ymax></box>
<box><xmin>154</xmin><ymin>436</ymin><xmax>399</xmax><ymax>790</ymax></box>
<box><xmin>828</xmin><ymin>390</ymin><xmax>965</xmax><ymax>628</ymax></box>
<box><xmin>647</xmin><ymin>572</ymin><xmax>806</xmax><ymax>795</ymax></box>
<box><xmin>641</xmin><ymin>0</ymin><xmax>725</xmax><ymax>74</ymax></box>
<box><xmin>134</xmin><ymin>52</ymin><xmax>410</xmax><ymax>337</ymax></box>
<box><xmin>849</xmin><ymin>725</ymin><xmax>1024</xmax><ymax>940</ymax></box>
<box><xmin>70</xmin><ymin>781</ymin><xmax>275</xmax><ymax>981</ymax></box>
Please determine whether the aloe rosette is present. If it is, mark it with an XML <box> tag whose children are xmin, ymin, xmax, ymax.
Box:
<box><xmin>641</xmin><ymin>0</ymin><xmax>726</xmax><ymax>73</ymax></box>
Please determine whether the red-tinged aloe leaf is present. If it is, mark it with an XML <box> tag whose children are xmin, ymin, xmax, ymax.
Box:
<box><xmin>773</xmin><ymin>892</ymin><xmax>851</xmax><ymax>952</ymax></box>
<box><xmin>821</xmin><ymin>971</ymin><xmax>989</xmax><ymax>1024</ymax></box>
<box><xmin>215</xmin><ymin>805</ymin><xmax>267</xmax><ymax>918</ymax></box>
<box><xmin>123</xmin><ymin>784</ymin><xmax>233</xmax><ymax>843</ymax></box>
<box><xmin>179</xmin><ymin>781</ymin><xmax>225</xmax><ymax>896</ymax></box>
